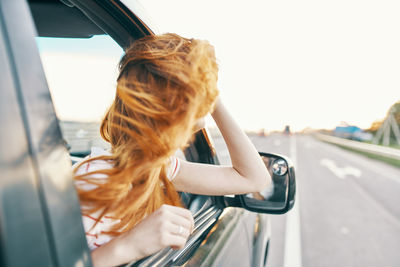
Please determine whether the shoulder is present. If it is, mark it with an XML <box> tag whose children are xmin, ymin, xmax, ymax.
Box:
<box><xmin>73</xmin><ymin>147</ymin><xmax>114</xmax><ymax>189</ymax></box>
<box><xmin>167</xmin><ymin>156</ymin><xmax>181</xmax><ymax>181</ymax></box>
<box><xmin>73</xmin><ymin>147</ymin><xmax>112</xmax><ymax>170</ymax></box>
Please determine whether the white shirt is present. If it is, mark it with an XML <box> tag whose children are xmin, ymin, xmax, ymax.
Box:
<box><xmin>73</xmin><ymin>147</ymin><xmax>181</xmax><ymax>250</ymax></box>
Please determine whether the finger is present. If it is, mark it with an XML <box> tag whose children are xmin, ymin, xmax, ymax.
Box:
<box><xmin>165</xmin><ymin>233</ymin><xmax>188</xmax><ymax>250</ymax></box>
<box><xmin>161</xmin><ymin>205</ymin><xmax>193</xmax><ymax>221</ymax></box>
<box><xmin>157</xmin><ymin>206</ymin><xmax>193</xmax><ymax>235</ymax></box>
<box><xmin>170</xmin><ymin>207</ymin><xmax>194</xmax><ymax>233</ymax></box>
<box><xmin>171</xmin><ymin>223</ymin><xmax>191</xmax><ymax>238</ymax></box>
<box><xmin>160</xmin><ymin>205</ymin><xmax>195</xmax><ymax>232</ymax></box>
<box><xmin>168</xmin><ymin>215</ymin><xmax>193</xmax><ymax>235</ymax></box>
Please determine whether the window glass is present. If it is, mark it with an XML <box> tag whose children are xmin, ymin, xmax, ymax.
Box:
<box><xmin>36</xmin><ymin>35</ymin><xmax>124</xmax><ymax>156</ymax></box>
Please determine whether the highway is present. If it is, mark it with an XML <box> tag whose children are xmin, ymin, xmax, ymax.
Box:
<box><xmin>212</xmin><ymin>133</ymin><xmax>400</xmax><ymax>267</ymax></box>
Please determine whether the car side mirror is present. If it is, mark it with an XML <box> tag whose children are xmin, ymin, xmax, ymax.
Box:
<box><xmin>222</xmin><ymin>152</ymin><xmax>296</xmax><ymax>214</ymax></box>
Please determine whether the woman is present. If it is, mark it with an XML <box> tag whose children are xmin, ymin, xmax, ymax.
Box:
<box><xmin>74</xmin><ymin>33</ymin><xmax>270</xmax><ymax>267</ymax></box>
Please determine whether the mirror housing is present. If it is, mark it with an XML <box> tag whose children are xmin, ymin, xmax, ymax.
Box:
<box><xmin>222</xmin><ymin>152</ymin><xmax>296</xmax><ymax>214</ymax></box>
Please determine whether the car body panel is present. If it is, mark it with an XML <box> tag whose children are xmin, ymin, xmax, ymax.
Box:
<box><xmin>188</xmin><ymin>208</ymin><xmax>252</xmax><ymax>267</ymax></box>
<box><xmin>0</xmin><ymin>8</ymin><xmax>54</xmax><ymax>266</ymax></box>
<box><xmin>0</xmin><ymin>0</ymin><xmax>91</xmax><ymax>266</ymax></box>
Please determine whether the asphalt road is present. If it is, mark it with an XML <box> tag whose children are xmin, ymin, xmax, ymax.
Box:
<box><xmin>212</xmin><ymin>132</ymin><xmax>400</xmax><ymax>267</ymax></box>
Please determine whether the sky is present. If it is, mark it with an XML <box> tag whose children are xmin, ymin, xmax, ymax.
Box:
<box><xmin>37</xmin><ymin>36</ymin><xmax>123</xmax><ymax>121</ymax></box>
<box><xmin>136</xmin><ymin>0</ymin><xmax>400</xmax><ymax>132</ymax></box>
<box><xmin>38</xmin><ymin>0</ymin><xmax>400</xmax><ymax>132</ymax></box>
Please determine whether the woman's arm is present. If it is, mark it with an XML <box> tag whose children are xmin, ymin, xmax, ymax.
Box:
<box><xmin>172</xmin><ymin>98</ymin><xmax>271</xmax><ymax>195</ymax></box>
<box><xmin>91</xmin><ymin>205</ymin><xmax>194</xmax><ymax>267</ymax></box>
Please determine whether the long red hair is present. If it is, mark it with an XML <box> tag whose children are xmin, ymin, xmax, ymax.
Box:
<box><xmin>74</xmin><ymin>33</ymin><xmax>219</xmax><ymax>235</ymax></box>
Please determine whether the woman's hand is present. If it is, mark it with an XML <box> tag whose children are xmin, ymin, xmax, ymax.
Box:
<box><xmin>122</xmin><ymin>204</ymin><xmax>194</xmax><ymax>254</ymax></box>
<box><xmin>91</xmin><ymin>204</ymin><xmax>194</xmax><ymax>267</ymax></box>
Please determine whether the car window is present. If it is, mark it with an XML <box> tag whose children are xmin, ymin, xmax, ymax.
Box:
<box><xmin>35</xmin><ymin>35</ymin><xmax>190</xmax><ymax>161</ymax></box>
<box><xmin>36</xmin><ymin>35</ymin><xmax>123</xmax><ymax>156</ymax></box>
<box><xmin>36</xmin><ymin>34</ymin><xmax>197</xmax><ymax>211</ymax></box>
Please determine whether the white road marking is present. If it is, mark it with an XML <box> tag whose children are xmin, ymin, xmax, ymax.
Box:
<box><xmin>320</xmin><ymin>158</ymin><xmax>362</xmax><ymax>179</ymax></box>
<box><xmin>313</xmin><ymin>136</ymin><xmax>400</xmax><ymax>184</ymax></box>
<box><xmin>283</xmin><ymin>135</ymin><xmax>302</xmax><ymax>267</ymax></box>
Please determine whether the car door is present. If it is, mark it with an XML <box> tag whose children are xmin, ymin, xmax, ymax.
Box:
<box><xmin>129</xmin><ymin>130</ymin><xmax>256</xmax><ymax>267</ymax></box>
<box><xmin>0</xmin><ymin>0</ymin><xmax>91</xmax><ymax>266</ymax></box>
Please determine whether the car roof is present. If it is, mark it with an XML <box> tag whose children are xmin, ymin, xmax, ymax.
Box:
<box><xmin>29</xmin><ymin>0</ymin><xmax>104</xmax><ymax>38</ymax></box>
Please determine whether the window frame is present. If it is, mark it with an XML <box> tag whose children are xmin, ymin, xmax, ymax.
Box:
<box><xmin>0</xmin><ymin>0</ymin><xmax>91</xmax><ymax>266</ymax></box>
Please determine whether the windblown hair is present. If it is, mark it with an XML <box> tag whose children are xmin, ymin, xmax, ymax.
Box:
<box><xmin>74</xmin><ymin>33</ymin><xmax>219</xmax><ymax>235</ymax></box>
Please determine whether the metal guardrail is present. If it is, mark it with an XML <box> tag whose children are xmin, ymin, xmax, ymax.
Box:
<box><xmin>315</xmin><ymin>133</ymin><xmax>400</xmax><ymax>161</ymax></box>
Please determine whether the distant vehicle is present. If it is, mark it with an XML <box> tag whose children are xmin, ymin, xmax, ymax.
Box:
<box><xmin>333</xmin><ymin>125</ymin><xmax>373</xmax><ymax>141</ymax></box>
<box><xmin>284</xmin><ymin>125</ymin><xmax>291</xmax><ymax>135</ymax></box>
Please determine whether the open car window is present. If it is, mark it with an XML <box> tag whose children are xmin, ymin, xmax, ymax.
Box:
<box><xmin>36</xmin><ymin>35</ymin><xmax>122</xmax><ymax>156</ymax></box>
<box><xmin>35</xmin><ymin>33</ymin><xmax>207</xmax><ymax>213</ymax></box>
